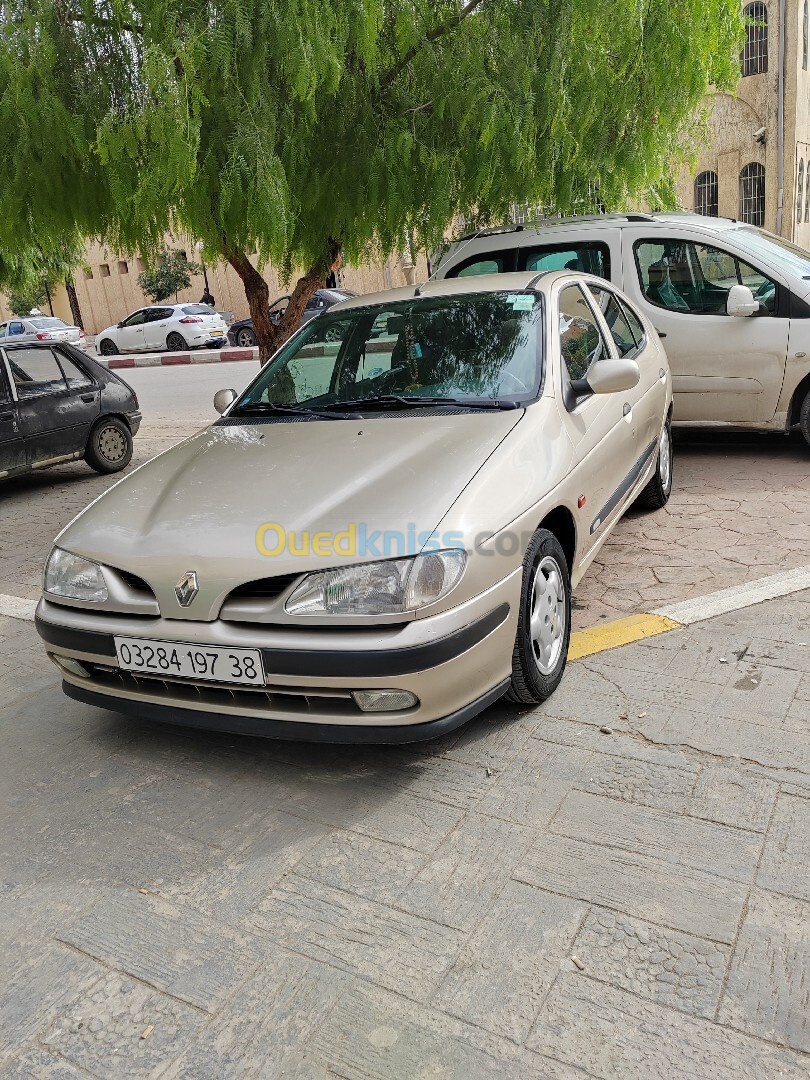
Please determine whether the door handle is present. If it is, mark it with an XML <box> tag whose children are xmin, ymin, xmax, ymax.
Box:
<box><xmin>657</xmin><ymin>329</ymin><xmax>667</xmax><ymax>338</ymax></box>
<box><xmin>0</xmin><ymin>410</ymin><xmax>13</xmax><ymax>421</ymax></box>
<box><xmin>80</xmin><ymin>393</ymin><xmax>95</xmax><ymax>403</ymax></box>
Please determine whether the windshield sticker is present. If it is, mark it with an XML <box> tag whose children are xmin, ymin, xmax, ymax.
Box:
<box><xmin>408</xmin><ymin>342</ymin><xmax>423</xmax><ymax>359</ymax></box>
<box><xmin>508</xmin><ymin>294</ymin><xmax>535</xmax><ymax>311</ymax></box>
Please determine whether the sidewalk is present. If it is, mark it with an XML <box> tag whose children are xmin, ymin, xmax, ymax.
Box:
<box><xmin>93</xmin><ymin>345</ymin><xmax>258</xmax><ymax>369</ymax></box>
<box><xmin>1</xmin><ymin>587</ymin><xmax>807</xmax><ymax>1075</ymax></box>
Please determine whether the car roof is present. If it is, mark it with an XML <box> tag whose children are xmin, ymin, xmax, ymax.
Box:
<box><xmin>450</xmin><ymin>211</ymin><xmax>749</xmax><ymax>244</ymax></box>
<box><xmin>330</xmin><ymin>272</ymin><xmax>549</xmax><ymax>311</ymax></box>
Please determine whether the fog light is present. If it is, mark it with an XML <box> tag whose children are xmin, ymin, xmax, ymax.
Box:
<box><xmin>51</xmin><ymin>654</ymin><xmax>90</xmax><ymax>678</ymax></box>
<box><xmin>352</xmin><ymin>689</ymin><xmax>418</xmax><ymax>713</ymax></box>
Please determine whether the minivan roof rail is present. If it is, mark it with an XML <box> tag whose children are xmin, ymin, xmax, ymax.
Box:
<box><xmin>454</xmin><ymin>212</ymin><xmax>657</xmax><ymax>242</ymax></box>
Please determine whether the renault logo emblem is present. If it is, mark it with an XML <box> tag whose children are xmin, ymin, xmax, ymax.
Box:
<box><xmin>175</xmin><ymin>571</ymin><xmax>199</xmax><ymax>607</ymax></box>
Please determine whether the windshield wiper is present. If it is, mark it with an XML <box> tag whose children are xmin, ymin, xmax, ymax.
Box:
<box><xmin>230</xmin><ymin>401</ymin><xmax>360</xmax><ymax>421</ymax></box>
<box><xmin>318</xmin><ymin>395</ymin><xmax>521</xmax><ymax>412</ymax></box>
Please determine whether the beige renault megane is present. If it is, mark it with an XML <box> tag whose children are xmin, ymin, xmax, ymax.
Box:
<box><xmin>36</xmin><ymin>272</ymin><xmax>672</xmax><ymax>743</ymax></box>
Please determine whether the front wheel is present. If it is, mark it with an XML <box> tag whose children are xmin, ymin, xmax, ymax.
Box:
<box><xmin>800</xmin><ymin>389</ymin><xmax>810</xmax><ymax>449</ymax></box>
<box><xmin>84</xmin><ymin>417</ymin><xmax>133</xmax><ymax>474</ymax></box>
<box><xmin>636</xmin><ymin>418</ymin><xmax>673</xmax><ymax>510</ymax></box>
<box><xmin>506</xmin><ymin>529</ymin><xmax>571</xmax><ymax>704</ymax></box>
<box><xmin>98</xmin><ymin>338</ymin><xmax>118</xmax><ymax>356</ymax></box>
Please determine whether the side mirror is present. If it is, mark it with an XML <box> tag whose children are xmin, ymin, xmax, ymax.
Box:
<box><xmin>571</xmin><ymin>357</ymin><xmax>641</xmax><ymax>396</ymax></box>
<box><xmin>726</xmin><ymin>284</ymin><xmax>759</xmax><ymax>317</ymax></box>
<box><xmin>213</xmin><ymin>388</ymin><xmax>237</xmax><ymax>414</ymax></box>
<box><xmin>117</xmin><ymin>322</ymin><xmax>124</xmax><ymax>329</ymax></box>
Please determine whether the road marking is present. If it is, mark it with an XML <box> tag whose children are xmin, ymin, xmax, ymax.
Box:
<box><xmin>0</xmin><ymin>594</ymin><xmax>37</xmax><ymax>621</ymax></box>
<box><xmin>653</xmin><ymin>564</ymin><xmax>810</xmax><ymax>626</ymax></box>
<box><xmin>568</xmin><ymin>613</ymin><xmax>682</xmax><ymax>661</ymax></box>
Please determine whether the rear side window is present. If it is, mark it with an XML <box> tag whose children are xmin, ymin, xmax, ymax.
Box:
<box><xmin>7</xmin><ymin>348</ymin><xmax>67</xmax><ymax>397</ymax></box>
<box><xmin>587</xmin><ymin>285</ymin><xmax>640</xmax><ymax>357</ymax></box>
<box><xmin>454</xmin><ymin>255</ymin><xmax>510</xmax><ymax>277</ymax></box>
<box><xmin>0</xmin><ymin>358</ymin><xmax>12</xmax><ymax>403</ymax></box>
<box><xmin>524</xmin><ymin>242</ymin><xmax>611</xmax><ymax>280</ymax></box>
<box><xmin>56</xmin><ymin>352</ymin><xmax>94</xmax><ymax>389</ymax></box>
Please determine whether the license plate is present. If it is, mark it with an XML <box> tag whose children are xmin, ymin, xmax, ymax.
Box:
<box><xmin>114</xmin><ymin>637</ymin><xmax>265</xmax><ymax>685</ymax></box>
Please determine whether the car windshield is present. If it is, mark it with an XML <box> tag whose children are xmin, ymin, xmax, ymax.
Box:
<box><xmin>728</xmin><ymin>227</ymin><xmax>810</xmax><ymax>278</ymax></box>
<box><xmin>233</xmin><ymin>291</ymin><xmax>543</xmax><ymax>413</ymax></box>
<box><xmin>29</xmin><ymin>317</ymin><xmax>67</xmax><ymax>329</ymax></box>
<box><xmin>181</xmin><ymin>305</ymin><xmax>215</xmax><ymax>315</ymax></box>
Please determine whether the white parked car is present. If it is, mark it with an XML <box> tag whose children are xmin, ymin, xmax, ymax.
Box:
<box><xmin>0</xmin><ymin>315</ymin><xmax>86</xmax><ymax>350</ymax></box>
<box><xmin>96</xmin><ymin>304</ymin><xmax>228</xmax><ymax>355</ymax></box>
<box><xmin>435</xmin><ymin>212</ymin><xmax>810</xmax><ymax>447</ymax></box>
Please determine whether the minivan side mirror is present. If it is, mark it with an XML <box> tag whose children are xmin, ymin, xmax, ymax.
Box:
<box><xmin>727</xmin><ymin>284</ymin><xmax>759</xmax><ymax>317</ymax></box>
<box><xmin>571</xmin><ymin>357</ymin><xmax>641</xmax><ymax>397</ymax></box>
<box><xmin>213</xmin><ymin>388</ymin><xmax>237</xmax><ymax>414</ymax></box>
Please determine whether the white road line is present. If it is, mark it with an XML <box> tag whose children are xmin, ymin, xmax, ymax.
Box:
<box><xmin>653</xmin><ymin>565</ymin><xmax>810</xmax><ymax>626</ymax></box>
<box><xmin>0</xmin><ymin>594</ymin><xmax>37</xmax><ymax>621</ymax></box>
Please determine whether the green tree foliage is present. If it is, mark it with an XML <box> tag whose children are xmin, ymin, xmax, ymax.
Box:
<box><xmin>0</xmin><ymin>0</ymin><xmax>743</xmax><ymax>358</ymax></box>
<box><xmin>0</xmin><ymin>239</ymin><xmax>87</xmax><ymax>324</ymax></box>
<box><xmin>137</xmin><ymin>248</ymin><xmax>200</xmax><ymax>302</ymax></box>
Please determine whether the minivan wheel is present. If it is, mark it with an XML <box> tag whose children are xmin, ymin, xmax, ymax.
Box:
<box><xmin>637</xmin><ymin>418</ymin><xmax>673</xmax><ymax>510</ymax></box>
<box><xmin>800</xmin><ymin>389</ymin><xmax>810</xmax><ymax>449</ymax></box>
<box><xmin>85</xmin><ymin>417</ymin><xmax>133</xmax><ymax>474</ymax></box>
<box><xmin>506</xmin><ymin>529</ymin><xmax>571</xmax><ymax>705</ymax></box>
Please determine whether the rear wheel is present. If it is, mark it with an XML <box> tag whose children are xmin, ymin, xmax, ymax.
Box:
<box><xmin>85</xmin><ymin>417</ymin><xmax>133</xmax><ymax>474</ymax></box>
<box><xmin>236</xmin><ymin>327</ymin><xmax>256</xmax><ymax>348</ymax></box>
<box><xmin>506</xmin><ymin>529</ymin><xmax>571</xmax><ymax>704</ymax></box>
<box><xmin>637</xmin><ymin>417</ymin><xmax>673</xmax><ymax>510</ymax></box>
<box><xmin>166</xmin><ymin>332</ymin><xmax>187</xmax><ymax>351</ymax></box>
<box><xmin>800</xmin><ymin>388</ymin><xmax>810</xmax><ymax>449</ymax></box>
<box><xmin>98</xmin><ymin>338</ymin><xmax>118</xmax><ymax>356</ymax></box>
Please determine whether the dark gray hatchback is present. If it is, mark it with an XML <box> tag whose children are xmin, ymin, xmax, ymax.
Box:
<box><xmin>0</xmin><ymin>342</ymin><xmax>141</xmax><ymax>480</ymax></box>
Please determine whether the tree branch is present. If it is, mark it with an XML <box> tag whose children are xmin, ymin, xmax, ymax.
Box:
<box><xmin>379</xmin><ymin>0</ymin><xmax>486</xmax><ymax>90</ymax></box>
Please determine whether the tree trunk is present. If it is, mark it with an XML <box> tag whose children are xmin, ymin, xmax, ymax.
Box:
<box><xmin>227</xmin><ymin>239</ymin><xmax>341</xmax><ymax>363</ymax></box>
<box><xmin>65</xmin><ymin>278</ymin><xmax>84</xmax><ymax>330</ymax></box>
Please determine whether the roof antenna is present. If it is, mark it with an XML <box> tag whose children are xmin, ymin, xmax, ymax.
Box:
<box><xmin>414</xmin><ymin>227</ymin><xmax>485</xmax><ymax>297</ymax></box>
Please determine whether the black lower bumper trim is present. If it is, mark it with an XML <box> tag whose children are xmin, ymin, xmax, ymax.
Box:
<box><xmin>36</xmin><ymin>603</ymin><xmax>510</xmax><ymax>678</ymax></box>
<box><xmin>61</xmin><ymin>678</ymin><xmax>512</xmax><ymax>744</ymax></box>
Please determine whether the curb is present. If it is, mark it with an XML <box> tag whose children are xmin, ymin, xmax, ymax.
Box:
<box><xmin>97</xmin><ymin>347</ymin><xmax>259</xmax><ymax>370</ymax></box>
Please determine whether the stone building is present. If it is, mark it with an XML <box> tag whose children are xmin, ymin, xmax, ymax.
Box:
<box><xmin>0</xmin><ymin>241</ymin><xmax>425</xmax><ymax>335</ymax></box>
<box><xmin>675</xmin><ymin>0</ymin><xmax>810</xmax><ymax>241</ymax></box>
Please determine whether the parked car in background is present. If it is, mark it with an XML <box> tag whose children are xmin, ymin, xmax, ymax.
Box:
<box><xmin>35</xmin><ymin>271</ymin><xmax>672</xmax><ymax>743</ymax></box>
<box><xmin>0</xmin><ymin>342</ymin><xmax>141</xmax><ymax>480</ymax></box>
<box><xmin>227</xmin><ymin>288</ymin><xmax>356</xmax><ymax>347</ymax></box>
<box><xmin>0</xmin><ymin>315</ymin><xmax>86</xmax><ymax>350</ymax></box>
<box><xmin>435</xmin><ymin>212</ymin><xmax>810</xmax><ymax>447</ymax></box>
<box><xmin>96</xmin><ymin>304</ymin><xmax>228</xmax><ymax>355</ymax></box>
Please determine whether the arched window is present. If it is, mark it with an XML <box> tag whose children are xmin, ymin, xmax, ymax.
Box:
<box><xmin>740</xmin><ymin>162</ymin><xmax>766</xmax><ymax>225</ymax></box>
<box><xmin>742</xmin><ymin>2</ymin><xmax>768</xmax><ymax>76</ymax></box>
<box><xmin>804</xmin><ymin>0</ymin><xmax>808</xmax><ymax>69</ymax></box>
<box><xmin>694</xmin><ymin>171</ymin><xmax>719</xmax><ymax>216</ymax></box>
<box><xmin>798</xmin><ymin>160</ymin><xmax>805</xmax><ymax>223</ymax></box>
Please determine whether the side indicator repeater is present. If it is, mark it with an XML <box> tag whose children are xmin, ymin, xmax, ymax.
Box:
<box><xmin>577</xmin><ymin>495</ymin><xmax>586</xmax><ymax>509</ymax></box>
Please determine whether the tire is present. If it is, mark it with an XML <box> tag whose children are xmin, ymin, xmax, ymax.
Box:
<box><xmin>636</xmin><ymin>417</ymin><xmax>673</xmax><ymax>510</ymax></box>
<box><xmin>84</xmin><ymin>417</ymin><xmax>133</xmax><ymax>474</ymax></box>
<box><xmin>166</xmin><ymin>332</ymin><xmax>187</xmax><ymax>351</ymax></box>
<box><xmin>98</xmin><ymin>338</ymin><xmax>118</xmax><ymax>356</ymax></box>
<box><xmin>236</xmin><ymin>327</ymin><xmax>256</xmax><ymax>348</ymax></box>
<box><xmin>505</xmin><ymin>529</ymin><xmax>572</xmax><ymax>704</ymax></box>
<box><xmin>800</xmin><ymin>388</ymin><xmax>810</xmax><ymax>449</ymax></box>
<box><xmin>324</xmin><ymin>325</ymin><xmax>342</xmax><ymax>343</ymax></box>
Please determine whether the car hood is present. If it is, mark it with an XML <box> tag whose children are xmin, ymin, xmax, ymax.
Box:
<box><xmin>56</xmin><ymin>412</ymin><xmax>522</xmax><ymax>619</ymax></box>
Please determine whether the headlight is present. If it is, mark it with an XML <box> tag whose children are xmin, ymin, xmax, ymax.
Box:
<box><xmin>285</xmin><ymin>550</ymin><xmax>466</xmax><ymax>616</ymax></box>
<box><xmin>44</xmin><ymin>548</ymin><xmax>108</xmax><ymax>602</ymax></box>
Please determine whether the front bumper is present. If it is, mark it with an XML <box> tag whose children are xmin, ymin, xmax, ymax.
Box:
<box><xmin>34</xmin><ymin>575</ymin><xmax>518</xmax><ymax>742</ymax></box>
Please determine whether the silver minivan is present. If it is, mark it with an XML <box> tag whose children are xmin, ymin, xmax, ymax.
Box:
<box><xmin>435</xmin><ymin>212</ymin><xmax>810</xmax><ymax>446</ymax></box>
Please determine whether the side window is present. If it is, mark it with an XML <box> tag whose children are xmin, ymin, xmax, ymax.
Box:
<box><xmin>8</xmin><ymin>321</ymin><xmax>25</xmax><ymax>336</ymax></box>
<box><xmin>122</xmin><ymin>310</ymin><xmax>146</xmax><ymax>327</ymax></box>
<box><xmin>619</xmin><ymin>299</ymin><xmax>646</xmax><ymax>349</ymax></box>
<box><xmin>0</xmin><ymin>324</ymin><xmax>7</xmax><ymax>338</ymax></box>
<box><xmin>56</xmin><ymin>352</ymin><xmax>94</xmax><ymax>389</ymax></box>
<box><xmin>0</xmin><ymin>358</ymin><xmax>12</xmax><ymax>403</ymax></box>
<box><xmin>635</xmin><ymin>239</ymin><xmax>776</xmax><ymax>315</ymax></box>
<box><xmin>588</xmin><ymin>285</ymin><xmax>639</xmax><ymax>357</ymax></box>
<box><xmin>559</xmin><ymin>285</ymin><xmax>607</xmax><ymax>381</ymax></box>
<box><xmin>455</xmin><ymin>256</ymin><xmax>507</xmax><ymax>277</ymax></box>
<box><xmin>8</xmin><ymin>348</ymin><xmax>68</xmax><ymax>398</ymax></box>
<box><xmin>524</xmin><ymin>243</ymin><xmax>611</xmax><ymax>280</ymax></box>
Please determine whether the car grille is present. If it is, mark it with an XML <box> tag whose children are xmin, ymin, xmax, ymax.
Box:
<box><xmin>82</xmin><ymin>663</ymin><xmax>360</xmax><ymax>718</ymax></box>
<box><xmin>116</xmin><ymin>569</ymin><xmax>155</xmax><ymax>594</ymax></box>
<box><xmin>226</xmin><ymin>574</ymin><xmax>300</xmax><ymax>600</ymax></box>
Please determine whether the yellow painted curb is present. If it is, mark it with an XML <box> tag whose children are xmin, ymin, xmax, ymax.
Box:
<box><xmin>568</xmin><ymin>613</ymin><xmax>683</xmax><ymax>662</ymax></box>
